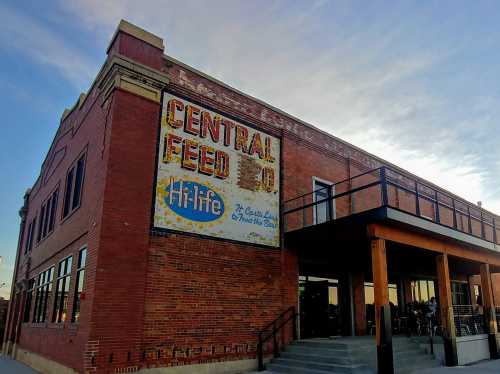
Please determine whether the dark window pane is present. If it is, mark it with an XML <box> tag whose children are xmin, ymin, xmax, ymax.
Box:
<box><xmin>48</xmin><ymin>190</ymin><xmax>58</xmax><ymax>232</ymax></box>
<box><xmin>72</xmin><ymin>156</ymin><xmax>85</xmax><ymax>210</ymax></box>
<box><xmin>29</xmin><ymin>218</ymin><xmax>36</xmax><ymax>251</ymax></box>
<box><xmin>38</xmin><ymin>205</ymin><xmax>45</xmax><ymax>242</ymax></box>
<box><xmin>25</xmin><ymin>221</ymin><xmax>32</xmax><ymax>253</ymax></box>
<box><xmin>42</xmin><ymin>200</ymin><xmax>50</xmax><ymax>238</ymax></box>
<box><xmin>72</xmin><ymin>248</ymin><xmax>87</xmax><ymax>322</ymax></box>
<box><xmin>58</xmin><ymin>261</ymin><xmax>64</xmax><ymax>277</ymax></box>
<box><xmin>65</xmin><ymin>257</ymin><xmax>72</xmax><ymax>275</ymax></box>
<box><xmin>78</xmin><ymin>248</ymin><xmax>87</xmax><ymax>268</ymax></box>
<box><xmin>63</xmin><ymin>168</ymin><xmax>74</xmax><ymax>217</ymax></box>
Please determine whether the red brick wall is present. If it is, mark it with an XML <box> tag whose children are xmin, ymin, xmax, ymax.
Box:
<box><xmin>14</xmin><ymin>70</ymin><xmax>113</xmax><ymax>372</ymax></box>
<box><xmin>87</xmin><ymin>89</ymin><xmax>159</xmax><ymax>373</ymax></box>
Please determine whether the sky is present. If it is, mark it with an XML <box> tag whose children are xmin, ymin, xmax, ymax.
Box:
<box><xmin>1</xmin><ymin>0</ymin><xmax>500</xmax><ymax>299</ymax></box>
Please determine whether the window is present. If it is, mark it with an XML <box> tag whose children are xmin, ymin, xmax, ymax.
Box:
<box><xmin>72</xmin><ymin>248</ymin><xmax>87</xmax><ymax>322</ymax></box>
<box><xmin>23</xmin><ymin>279</ymin><xmax>35</xmax><ymax>322</ymax></box>
<box><xmin>473</xmin><ymin>284</ymin><xmax>482</xmax><ymax>305</ymax></box>
<box><xmin>24</xmin><ymin>216</ymin><xmax>36</xmax><ymax>253</ymax></box>
<box><xmin>313</xmin><ymin>178</ymin><xmax>335</xmax><ymax>224</ymax></box>
<box><xmin>33</xmin><ymin>267</ymin><xmax>54</xmax><ymax>323</ymax></box>
<box><xmin>36</xmin><ymin>189</ymin><xmax>59</xmax><ymax>243</ymax></box>
<box><xmin>452</xmin><ymin>281</ymin><xmax>471</xmax><ymax>305</ymax></box>
<box><xmin>63</xmin><ymin>153</ymin><xmax>86</xmax><ymax>219</ymax></box>
<box><xmin>411</xmin><ymin>279</ymin><xmax>436</xmax><ymax>303</ymax></box>
<box><xmin>53</xmin><ymin>256</ymin><xmax>73</xmax><ymax>323</ymax></box>
<box><xmin>364</xmin><ymin>282</ymin><xmax>399</xmax><ymax>306</ymax></box>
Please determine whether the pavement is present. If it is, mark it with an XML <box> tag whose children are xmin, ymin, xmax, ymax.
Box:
<box><xmin>419</xmin><ymin>359</ymin><xmax>500</xmax><ymax>373</ymax></box>
<box><xmin>2</xmin><ymin>355</ymin><xmax>500</xmax><ymax>374</ymax></box>
<box><xmin>247</xmin><ymin>359</ymin><xmax>500</xmax><ymax>374</ymax></box>
<box><xmin>0</xmin><ymin>355</ymin><xmax>39</xmax><ymax>373</ymax></box>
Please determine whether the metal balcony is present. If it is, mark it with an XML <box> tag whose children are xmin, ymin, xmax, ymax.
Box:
<box><xmin>283</xmin><ymin>166</ymin><xmax>500</xmax><ymax>252</ymax></box>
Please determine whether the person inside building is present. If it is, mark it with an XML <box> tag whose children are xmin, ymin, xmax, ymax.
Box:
<box><xmin>426</xmin><ymin>297</ymin><xmax>438</xmax><ymax>335</ymax></box>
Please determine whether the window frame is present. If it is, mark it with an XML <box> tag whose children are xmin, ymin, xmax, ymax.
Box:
<box><xmin>23</xmin><ymin>278</ymin><xmax>35</xmax><ymax>322</ymax></box>
<box><xmin>52</xmin><ymin>255</ymin><xmax>73</xmax><ymax>323</ymax></box>
<box><xmin>24</xmin><ymin>215</ymin><xmax>37</xmax><ymax>254</ymax></box>
<box><xmin>71</xmin><ymin>246</ymin><xmax>87</xmax><ymax>323</ymax></box>
<box><xmin>35</xmin><ymin>185</ymin><xmax>60</xmax><ymax>244</ymax></box>
<box><xmin>312</xmin><ymin>176</ymin><xmax>336</xmax><ymax>225</ymax></box>
<box><xmin>32</xmin><ymin>266</ymin><xmax>55</xmax><ymax>323</ymax></box>
<box><xmin>61</xmin><ymin>150</ymin><xmax>87</xmax><ymax>222</ymax></box>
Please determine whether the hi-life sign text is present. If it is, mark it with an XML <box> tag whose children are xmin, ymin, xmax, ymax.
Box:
<box><xmin>154</xmin><ymin>92</ymin><xmax>280</xmax><ymax>247</ymax></box>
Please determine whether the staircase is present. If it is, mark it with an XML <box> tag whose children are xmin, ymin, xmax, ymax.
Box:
<box><xmin>263</xmin><ymin>336</ymin><xmax>443</xmax><ymax>374</ymax></box>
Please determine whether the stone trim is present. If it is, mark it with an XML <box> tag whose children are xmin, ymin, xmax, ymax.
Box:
<box><xmin>137</xmin><ymin>358</ymin><xmax>259</xmax><ymax>374</ymax></box>
<box><xmin>14</xmin><ymin>346</ymin><xmax>79</xmax><ymax>374</ymax></box>
<box><xmin>107</xmin><ymin>19</ymin><xmax>164</xmax><ymax>52</ymax></box>
<box><xmin>99</xmin><ymin>54</ymin><xmax>169</xmax><ymax>104</ymax></box>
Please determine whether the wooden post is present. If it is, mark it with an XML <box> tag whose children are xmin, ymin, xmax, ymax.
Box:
<box><xmin>371</xmin><ymin>238</ymin><xmax>393</xmax><ymax>374</ymax></box>
<box><xmin>436</xmin><ymin>254</ymin><xmax>458</xmax><ymax>366</ymax></box>
<box><xmin>480</xmin><ymin>263</ymin><xmax>499</xmax><ymax>359</ymax></box>
<box><xmin>352</xmin><ymin>272</ymin><xmax>366</xmax><ymax>336</ymax></box>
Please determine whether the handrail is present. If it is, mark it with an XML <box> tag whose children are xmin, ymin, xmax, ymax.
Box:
<box><xmin>283</xmin><ymin>180</ymin><xmax>381</xmax><ymax>215</ymax></box>
<box><xmin>284</xmin><ymin>167</ymin><xmax>382</xmax><ymax>204</ymax></box>
<box><xmin>257</xmin><ymin>306</ymin><xmax>297</xmax><ymax>371</ymax></box>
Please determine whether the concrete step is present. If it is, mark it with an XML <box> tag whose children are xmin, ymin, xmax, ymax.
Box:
<box><xmin>291</xmin><ymin>340</ymin><xmax>350</xmax><ymax>350</ymax></box>
<box><xmin>267</xmin><ymin>363</ymin><xmax>343</xmax><ymax>374</ymax></box>
<box><xmin>268</xmin><ymin>337</ymin><xmax>443</xmax><ymax>374</ymax></box>
<box><xmin>280</xmin><ymin>350</ymin><xmax>353</xmax><ymax>365</ymax></box>
<box><xmin>271</xmin><ymin>357</ymin><xmax>371</xmax><ymax>373</ymax></box>
<box><xmin>267</xmin><ymin>361</ymin><xmax>374</xmax><ymax>374</ymax></box>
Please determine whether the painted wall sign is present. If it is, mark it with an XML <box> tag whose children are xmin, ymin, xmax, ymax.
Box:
<box><xmin>153</xmin><ymin>92</ymin><xmax>280</xmax><ymax>247</ymax></box>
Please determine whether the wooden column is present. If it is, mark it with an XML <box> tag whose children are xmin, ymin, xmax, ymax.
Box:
<box><xmin>371</xmin><ymin>238</ymin><xmax>393</xmax><ymax>374</ymax></box>
<box><xmin>352</xmin><ymin>272</ymin><xmax>366</xmax><ymax>336</ymax></box>
<box><xmin>480</xmin><ymin>263</ymin><xmax>499</xmax><ymax>359</ymax></box>
<box><xmin>436</xmin><ymin>254</ymin><xmax>458</xmax><ymax>366</ymax></box>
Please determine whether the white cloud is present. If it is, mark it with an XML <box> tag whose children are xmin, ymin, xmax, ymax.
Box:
<box><xmin>59</xmin><ymin>0</ymin><xmax>500</xmax><ymax>215</ymax></box>
<box><xmin>0</xmin><ymin>4</ymin><xmax>97</xmax><ymax>89</ymax></box>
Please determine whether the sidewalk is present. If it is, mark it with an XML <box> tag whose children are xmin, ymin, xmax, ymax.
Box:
<box><xmin>0</xmin><ymin>355</ymin><xmax>39</xmax><ymax>373</ymax></box>
<box><xmin>249</xmin><ymin>359</ymin><xmax>500</xmax><ymax>374</ymax></box>
<box><xmin>420</xmin><ymin>359</ymin><xmax>500</xmax><ymax>373</ymax></box>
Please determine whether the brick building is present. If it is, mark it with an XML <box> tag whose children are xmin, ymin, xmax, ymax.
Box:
<box><xmin>0</xmin><ymin>297</ymin><xmax>8</xmax><ymax>343</ymax></box>
<box><xmin>3</xmin><ymin>20</ymin><xmax>500</xmax><ymax>374</ymax></box>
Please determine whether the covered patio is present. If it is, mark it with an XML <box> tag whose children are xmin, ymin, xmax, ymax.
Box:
<box><xmin>283</xmin><ymin>166</ymin><xmax>500</xmax><ymax>373</ymax></box>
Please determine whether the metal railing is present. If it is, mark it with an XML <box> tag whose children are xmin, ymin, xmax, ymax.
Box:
<box><xmin>453</xmin><ymin>305</ymin><xmax>485</xmax><ymax>336</ymax></box>
<box><xmin>257</xmin><ymin>306</ymin><xmax>297</xmax><ymax>371</ymax></box>
<box><xmin>283</xmin><ymin>166</ymin><xmax>500</xmax><ymax>245</ymax></box>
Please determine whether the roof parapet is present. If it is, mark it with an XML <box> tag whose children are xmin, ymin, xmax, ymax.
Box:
<box><xmin>107</xmin><ymin>19</ymin><xmax>164</xmax><ymax>53</ymax></box>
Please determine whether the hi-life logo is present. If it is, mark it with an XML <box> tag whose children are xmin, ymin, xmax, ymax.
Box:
<box><xmin>165</xmin><ymin>178</ymin><xmax>224</xmax><ymax>222</ymax></box>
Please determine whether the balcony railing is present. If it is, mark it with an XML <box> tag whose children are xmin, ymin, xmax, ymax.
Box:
<box><xmin>283</xmin><ymin>166</ymin><xmax>500</xmax><ymax>246</ymax></box>
<box><xmin>453</xmin><ymin>305</ymin><xmax>485</xmax><ymax>336</ymax></box>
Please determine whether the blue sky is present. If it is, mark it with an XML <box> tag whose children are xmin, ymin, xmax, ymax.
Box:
<box><xmin>1</xmin><ymin>0</ymin><xmax>500</xmax><ymax>298</ymax></box>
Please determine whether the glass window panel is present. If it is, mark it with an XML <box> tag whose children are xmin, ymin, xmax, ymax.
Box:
<box><xmin>72</xmin><ymin>157</ymin><xmax>85</xmax><ymax>210</ymax></box>
<box><xmin>48</xmin><ymin>190</ymin><xmax>58</xmax><ymax>232</ymax></box>
<box><xmin>419</xmin><ymin>280</ymin><xmax>429</xmax><ymax>301</ymax></box>
<box><xmin>428</xmin><ymin>281</ymin><xmax>435</xmax><ymax>300</ymax></box>
<box><xmin>63</xmin><ymin>168</ymin><xmax>74</xmax><ymax>217</ymax></box>
<box><xmin>66</xmin><ymin>257</ymin><xmax>72</xmax><ymax>274</ymax></box>
<box><xmin>364</xmin><ymin>283</ymin><xmax>374</xmax><ymax>305</ymax></box>
<box><xmin>42</xmin><ymin>200</ymin><xmax>50</xmax><ymax>238</ymax></box>
<box><xmin>79</xmin><ymin>248</ymin><xmax>87</xmax><ymax>268</ymax></box>
<box><xmin>329</xmin><ymin>286</ymin><xmax>338</xmax><ymax>306</ymax></box>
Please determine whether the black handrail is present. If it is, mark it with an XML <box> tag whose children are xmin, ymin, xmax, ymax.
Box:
<box><xmin>257</xmin><ymin>306</ymin><xmax>297</xmax><ymax>371</ymax></box>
